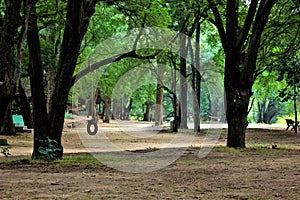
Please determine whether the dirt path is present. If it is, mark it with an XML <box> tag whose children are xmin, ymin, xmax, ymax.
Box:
<box><xmin>1</xmin><ymin>121</ymin><xmax>300</xmax><ymax>199</ymax></box>
<box><xmin>0</xmin><ymin>120</ymin><xmax>290</xmax><ymax>156</ymax></box>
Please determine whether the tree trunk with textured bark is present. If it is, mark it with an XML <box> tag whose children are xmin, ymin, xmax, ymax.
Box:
<box><xmin>103</xmin><ymin>96</ymin><xmax>111</xmax><ymax>123</ymax></box>
<box><xmin>143</xmin><ymin>101</ymin><xmax>153</xmax><ymax>121</ymax></box>
<box><xmin>27</xmin><ymin>3</ymin><xmax>50</xmax><ymax>158</ymax></box>
<box><xmin>0</xmin><ymin>0</ymin><xmax>22</xmax><ymax>135</ymax></box>
<box><xmin>155</xmin><ymin>83</ymin><xmax>163</xmax><ymax>125</ymax></box>
<box><xmin>112</xmin><ymin>99</ymin><xmax>118</xmax><ymax>120</ymax></box>
<box><xmin>121</xmin><ymin>98</ymin><xmax>132</xmax><ymax>120</ymax></box>
<box><xmin>209</xmin><ymin>0</ymin><xmax>276</xmax><ymax>147</ymax></box>
<box><xmin>179</xmin><ymin>34</ymin><xmax>188</xmax><ymax>129</ymax></box>
<box><xmin>46</xmin><ymin>70</ymin><xmax>55</xmax><ymax>113</ymax></box>
<box><xmin>27</xmin><ymin>0</ymin><xmax>98</xmax><ymax>159</ymax></box>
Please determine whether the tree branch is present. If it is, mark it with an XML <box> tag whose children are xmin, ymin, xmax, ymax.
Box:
<box><xmin>207</xmin><ymin>0</ymin><xmax>226</xmax><ymax>49</ymax></box>
<box><xmin>237</xmin><ymin>0</ymin><xmax>259</xmax><ymax>50</ymax></box>
<box><xmin>244</xmin><ymin>0</ymin><xmax>277</xmax><ymax>83</ymax></box>
<box><xmin>70</xmin><ymin>49</ymin><xmax>159</xmax><ymax>87</ymax></box>
<box><xmin>15</xmin><ymin>0</ymin><xmax>31</xmax><ymax>93</ymax></box>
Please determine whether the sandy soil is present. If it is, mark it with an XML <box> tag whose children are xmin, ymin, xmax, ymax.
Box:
<box><xmin>1</xmin><ymin>120</ymin><xmax>300</xmax><ymax>199</ymax></box>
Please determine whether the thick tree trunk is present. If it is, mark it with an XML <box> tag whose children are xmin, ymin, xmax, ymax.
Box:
<box><xmin>179</xmin><ymin>34</ymin><xmax>188</xmax><ymax>129</ymax></box>
<box><xmin>111</xmin><ymin>99</ymin><xmax>118</xmax><ymax>120</ymax></box>
<box><xmin>226</xmin><ymin>107</ymin><xmax>248</xmax><ymax>148</ymax></box>
<box><xmin>122</xmin><ymin>98</ymin><xmax>132</xmax><ymax>120</ymax></box>
<box><xmin>47</xmin><ymin>0</ymin><xmax>97</xmax><ymax>158</ymax></box>
<box><xmin>143</xmin><ymin>101</ymin><xmax>153</xmax><ymax>121</ymax></box>
<box><xmin>264</xmin><ymin>101</ymin><xmax>278</xmax><ymax>124</ymax></box>
<box><xmin>225</xmin><ymin>60</ymin><xmax>251</xmax><ymax>148</ymax></box>
<box><xmin>211</xmin><ymin>0</ymin><xmax>277</xmax><ymax>148</ymax></box>
<box><xmin>27</xmin><ymin>4</ymin><xmax>50</xmax><ymax>159</ymax></box>
<box><xmin>48</xmin><ymin>1</ymin><xmax>85</xmax><ymax>157</ymax></box>
<box><xmin>225</xmin><ymin>57</ymin><xmax>251</xmax><ymax>148</ymax></box>
<box><xmin>0</xmin><ymin>101</ymin><xmax>14</xmax><ymax>135</ymax></box>
<box><xmin>0</xmin><ymin>0</ymin><xmax>22</xmax><ymax>135</ymax></box>
<box><xmin>257</xmin><ymin>102</ymin><xmax>264</xmax><ymax>123</ymax></box>
<box><xmin>188</xmin><ymin>36</ymin><xmax>201</xmax><ymax>132</ymax></box>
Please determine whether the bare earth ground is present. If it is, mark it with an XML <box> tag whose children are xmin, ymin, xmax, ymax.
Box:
<box><xmin>1</xmin><ymin>120</ymin><xmax>300</xmax><ymax>199</ymax></box>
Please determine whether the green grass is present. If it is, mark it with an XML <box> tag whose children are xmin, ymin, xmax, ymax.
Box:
<box><xmin>0</xmin><ymin>153</ymin><xmax>99</xmax><ymax>165</ymax></box>
<box><xmin>213</xmin><ymin>146</ymin><xmax>244</xmax><ymax>153</ymax></box>
<box><xmin>57</xmin><ymin>153</ymin><xmax>99</xmax><ymax>164</ymax></box>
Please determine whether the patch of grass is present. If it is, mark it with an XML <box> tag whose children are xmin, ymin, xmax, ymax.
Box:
<box><xmin>0</xmin><ymin>153</ymin><xmax>100</xmax><ymax>166</ymax></box>
<box><xmin>0</xmin><ymin>155</ymin><xmax>32</xmax><ymax>164</ymax></box>
<box><xmin>213</xmin><ymin>146</ymin><xmax>242</xmax><ymax>153</ymax></box>
<box><xmin>181</xmin><ymin>157</ymin><xmax>199</xmax><ymax>163</ymax></box>
<box><xmin>56</xmin><ymin>153</ymin><xmax>99</xmax><ymax>165</ymax></box>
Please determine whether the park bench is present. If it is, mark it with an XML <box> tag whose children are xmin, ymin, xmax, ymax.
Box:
<box><xmin>12</xmin><ymin>115</ymin><xmax>32</xmax><ymax>133</ymax></box>
<box><xmin>285</xmin><ymin>119</ymin><xmax>299</xmax><ymax>131</ymax></box>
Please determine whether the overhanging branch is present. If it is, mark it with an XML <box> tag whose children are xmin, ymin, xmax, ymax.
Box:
<box><xmin>70</xmin><ymin>49</ymin><xmax>159</xmax><ymax>88</ymax></box>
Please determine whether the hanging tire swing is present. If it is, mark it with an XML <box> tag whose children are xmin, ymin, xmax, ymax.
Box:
<box><xmin>87</xmin><ymin>120</ymin><xmax>98</xmax><ymax>135</ymax></box>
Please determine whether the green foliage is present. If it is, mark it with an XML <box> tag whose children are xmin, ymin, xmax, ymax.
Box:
<box><xmin>250</xmin><ymin>71</ymin><xmax>287</xmax><ymax>123</ymax></box>
<box><xmin>131</xmin><ymin>84</ymin><xmax>156</xmax><ymax>119</ymax></box>
<box><xmin>113</xmin><ymin>0</ymin><xmax>172</xmax><ymax>28</ymax></box>
<box><xmin>37</xmin><ymin>138</ymin><xmax>61</xmax><ymax>162</ymax></box>
<box><xmin>257</xmin><ymin>1</ymin><xmax>300</xmax><ymax>102</ymax></box>
<box><xmin>37</xmin><ymin>0</ymin><xmax>67</xmax><ymax>70</ymax></box>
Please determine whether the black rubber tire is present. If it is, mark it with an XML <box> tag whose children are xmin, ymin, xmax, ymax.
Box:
<box><xmin>87</xmin><ymin>120</ymin><xmax>98</xmax><ymax>135</ymax></box>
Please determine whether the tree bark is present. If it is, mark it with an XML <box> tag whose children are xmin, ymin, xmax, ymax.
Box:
<box><xmin>47</xmin><ymin>0</ymin><xmax>97</xmax><ymax>158</ymax></box>
<box><xmin>169</xmin><ymin>53</ymin><xmax>178</xmax><ymax>132</ymax></box>
<box><xmin>195</xmin><ymin>19</ymin><xmax>201</xmax><ymax>132</ymax></box>
<box><xmin>209</xmin><ymin>0</ymin><xmax>276</xmax><ymax>147</ymax></box>
<box><xmin>0</xmin><ymin>102</ymin><xmax>14</xmax><ymax>135</ymax></box>
<box><xmin>28</xmin><ymin>0</ymin><xmax>98</xmax><ymax>159</ymax></box>
<box><xmin>122</xmin><ymin>98</ymin><xmax>132</xmax><ymax>120</ymax></box>
<box><xmin>188</xmin><ymin>36</ymin><xmax>201</xmax><ymax>132</ymax></box>
<box><xmin>179</xmin><ymin>34</ymin><xmax>188</xmax><ymax>129</ymax></box>
<box><xmin>111</xmin><ymin>99</ymin><xmax>118</xmax><ymax>120</ymax></box>
<box><xmin>15</xmin><ymin>80</ymin><xmax>33</xmax><ymax>129</ymax></box>
<box><xmin>27</xmin><ymin>3</ymin><xmax>50</xmax><ymax>158</ymax></box>
<box><xmin>103</xmin><ymin>96</ymin><xmax>111</xmax><ymax>123</ymax></box>
<box><xmin>143</xmin><ymin>101</ymin><xmax>153</xmax><ymax>121</ymax></box>
<box><xmin>0</xmin><ymin>0</ymin><xmax>22</xmax><ymax>135</ymax></box>
<box><xmin>257</xmin><ymin>101</ymin><xmax>264</xmax><ymax>123</ymax></box>
<box><xmin>293</xmin><ymin>68</ymin><xmax>298</xmax><ymax>133</ymax></box>
<box><xmin>46</xmin><ymin>70</ymin><xmax>55</xmax><ymax>113</ymax></box>
<box><xmin>155</xmin><ymin>83</ymin><xmax>164</xmax><ymax>125</ymax></box>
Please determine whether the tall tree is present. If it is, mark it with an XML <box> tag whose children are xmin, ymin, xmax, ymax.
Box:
<box><xmin>0</xmin><ymin>0</ymin><xmax>22</xmax><ymax>135</ymax></box>
<box><xmin>207</xmin><ymin>0</ymin><xmax>277</xmax><ymax>147</ymax></box>
<box><xmin>28</xmin><ymin>0</ymin><xmax>98</xmax><ymax>158</ymax></box>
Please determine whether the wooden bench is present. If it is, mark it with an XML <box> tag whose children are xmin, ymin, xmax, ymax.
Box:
<box><xmin>285</xmin><ymin>119</ymin><xmax>299</xmax><ymax>131</ymax></box>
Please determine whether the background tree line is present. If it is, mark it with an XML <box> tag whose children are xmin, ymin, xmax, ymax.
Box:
<box><xmin>0</xmin><ymin>0</ymin><xmax>299</xmax><ymax>159</ymax></box>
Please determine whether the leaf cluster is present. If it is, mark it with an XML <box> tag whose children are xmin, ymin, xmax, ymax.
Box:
<box><xmin>37</xmin><ymin>138</ymin><xmax>61</xmax><ymax>162</ymax></box>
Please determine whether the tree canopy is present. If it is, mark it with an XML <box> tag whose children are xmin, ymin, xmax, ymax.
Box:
<box><xmin>0</xmin><ymin>0</ymin><xmax>299</xmax><ymax>159</ymax></box>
